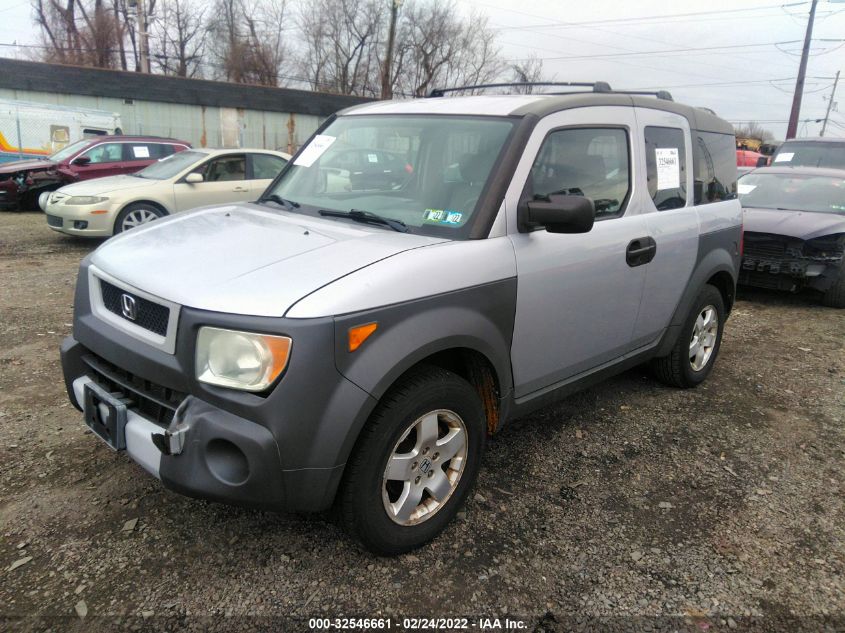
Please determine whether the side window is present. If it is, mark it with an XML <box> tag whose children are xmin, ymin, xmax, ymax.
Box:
<box><xmin>80</xmin><ymin>142</ymin><xmax>123</xmax><ymax>164</ymax></box>
<box><xmin>158</xmin><ymin>144</ymin><xmax>176</xmax><ymax>158</ymax></box>
<box><xmin>250</xmin><ymin>153</ymin><xmax>287</xmax><ymax>180</ymax></box>
<box><xmin>126</xmin><ymin>144</ymin><xmax>153</xmax><ymax>160</ymax></box>
<box><xmin>644</xmin><ymin>126</ymin><xmax>686</xmax><ymax>210</ymax></box>
<box><xmin>528</xmin><ymin>127</ymin><xmax>630</xmax><ymax>219</ymax></box>
<box><xmin>693</xmin><ymin>131</ymin><xmax>737</xmax><ymax>204</ymax></box>
<box><xmin>82</xmin><ymin>128</ymin><xmax>107</xmax><ymax>137</ymax></box>
<box><xmin>200</xmin><ymin>154</ymin><xmax>246</xmax><ymax>182</ymax></box>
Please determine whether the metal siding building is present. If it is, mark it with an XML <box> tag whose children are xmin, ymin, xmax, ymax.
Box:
<box><xmin>0</xmin><ymin>58</ymin><xmax>372</xmax><ymax>152</ymax></box>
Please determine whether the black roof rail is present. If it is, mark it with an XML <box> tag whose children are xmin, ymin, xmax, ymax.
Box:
<box><xmin>610</xmin><ymin>89</ymin><xmax>674</xmax><ymax>101</ymax></box>
<box><xmin>427</xmin><ymin>81</ymin><xmax>613</xmax><ymax>98</ymax></box>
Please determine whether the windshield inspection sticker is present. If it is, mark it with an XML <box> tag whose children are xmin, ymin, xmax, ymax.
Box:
<box><xmin>655</xmin><ymin>148</ymin><xmax>680</xmax><ymax>190</ymax></box>
<box><xmin>737</xmin><ymin>183</ymin><xmax>756</xmax><ymax>195</ymax></box>
<box><xmin>293</xmin><ymin>135</ymin><xmax>336</xmax><ymax>167</ymax></box>
<box><xmin>423</xmin><ymin>209</ymin><xmax>464</xmax><ymax>226</ymax></box>
<box><xmin>774</xmin><ymin>152</ymin><xmax>794</xmax><ymax>163</ymax></box>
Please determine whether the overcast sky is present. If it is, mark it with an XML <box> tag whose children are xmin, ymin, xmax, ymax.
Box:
<box><xmin>0</xmin><ymin>0</ymin><xmax>843</xmax><ymax>139</ymax></box>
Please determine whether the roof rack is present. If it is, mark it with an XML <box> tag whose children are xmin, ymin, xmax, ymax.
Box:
<box><xmin>427</xmin><ymin>81</ymin><xmax>612</xmax><ymax>98</ymax></box>
<box><xmin>427</xmin><ymin>82</ymin><xmax>675</xmax><ymax>101</ymax></box>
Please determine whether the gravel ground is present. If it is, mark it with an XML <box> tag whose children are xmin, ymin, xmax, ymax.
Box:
<box><xmin>1</xmin><ymin>210</ymin><xmax>844</xmax><ymax>633</ymax></box>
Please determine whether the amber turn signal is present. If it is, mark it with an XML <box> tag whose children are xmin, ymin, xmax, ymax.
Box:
<box><xmin>348</xmin><ymin>322</ymin><xmax>378</xmax><ymax>352</ymax></box>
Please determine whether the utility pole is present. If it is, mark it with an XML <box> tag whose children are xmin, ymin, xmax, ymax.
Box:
<box><xmin>136</xmin><ymin>0</ymin><xmax>151</xmax><ymax>73</ymax></box>
<box><xmin>381</xmin><ymin>0</ymin><xmax>401</xmax><ymax>100</ymax></box>
<box><xmin>820</xmin><ymin>70</ymin><xmax>840</xmax><ymax>136</ymax></box>
<box><xmin>786</xmin><ymin>0</ymin><xmax>818</xmax><ymax>139</ymax></box>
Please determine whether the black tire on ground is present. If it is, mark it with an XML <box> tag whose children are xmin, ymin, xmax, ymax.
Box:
<box><xmin>114</xmin><ymin>202</ymin><xmax>165</xmax><ymax>234</ymax></box>
<box><xmin>652</xmin><ymin>284</ymin><xmax>726</xmax><ymax>389</ymax></box>
<box><xmin>338</xmin><ymin>365</ymin><xmax>486</xmax><ymax>556</ymax></box>
<box><xmin>821</xmin><ymin>271</ymin><xmax>845</xmax><ymax>308</ymax></box>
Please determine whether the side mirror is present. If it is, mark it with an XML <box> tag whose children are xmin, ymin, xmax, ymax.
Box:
<box><xmin>185</xmin><ymin>172</ymin><xmax>204</xmax><ymax>184</ymax></box>
<box><xmin>522</xmin><ymin>194</ymin><xmax>595</xmax><ymax>234</ymax></box>
<box><xmin>72</xmin><ymin>156</ymin><xmax>91</xmax><ymax>166</ymax></box>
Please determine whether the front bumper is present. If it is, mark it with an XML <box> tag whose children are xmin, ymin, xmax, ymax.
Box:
<box><xmin>61</xmin><ymin>269</ymin><xmax>378</xmax><ymax>512</ymax></box>
<box><xmin>740</xmin><ymin>255</ymin><xmax>841</xmax><ymax>292</ymax></box>
<box><xmin>44</xmin><ymin>201</ymin><xmax>117</xmax><ymax>236</ymax></box>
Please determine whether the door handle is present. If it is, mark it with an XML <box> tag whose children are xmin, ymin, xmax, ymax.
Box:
<box><xmin>232</xmin><ymin>186</ymin><xmax>248</xmax><ymax>192</ymax></box>
<box><xmin>626</xmin><ymin>237</ymin><xmax>657</xmax><ymax>267</ymax></box>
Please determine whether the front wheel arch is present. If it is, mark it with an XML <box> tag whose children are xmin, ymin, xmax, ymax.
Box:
<box><xmin>114</xmin><ymin>200</ymin><xmax>169</xmax><ymax>233</ymax></box>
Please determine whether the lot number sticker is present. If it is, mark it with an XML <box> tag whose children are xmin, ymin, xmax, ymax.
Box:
<box><xmin>132</xmin><ymin>146</ymin><xmax>150</xmax><ymax>158</ymax></box>
<box><xmin>774</xmin><ymin>152</ymin><xmax>794</xmax><ymax>163</ymax></box>
<box><xmin>293</xmin><ymin>135</ymin><xmax>336</xmax><ymax>167</ymax></box>
<box><xmin>655</xmin><ymin>148</ymin><xmax>680</xmax><ymax>190</ymax></box>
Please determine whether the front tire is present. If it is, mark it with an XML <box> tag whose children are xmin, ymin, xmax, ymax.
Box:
<box><xmin>652</xmin><ymin>284</ymin><xmax>725</xmax><ymax>388</ymax></box>
<box><xmin>338</xmin><ymin>366</ymin><xmax>486</xmax><ymax>555</ymax></box>
<box><xmin>114</xmin><ymin>202</ymin><xmax>165</xmax><ymax>234</ymax></box>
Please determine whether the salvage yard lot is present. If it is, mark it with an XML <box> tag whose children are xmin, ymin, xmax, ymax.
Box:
<box><xmin>1</xmin><ymin>210</ymin><xmax>843</xmax><ymax>631</ymax></box>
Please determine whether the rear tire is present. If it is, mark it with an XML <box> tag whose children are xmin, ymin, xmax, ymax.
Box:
<box><xmin>652</xmin><ymin>284</ymin><xmax>725</xmax><ymax>388</ymax></box>
<box><xmin>114</xmin><ymin>202</ymin><xmax>165</xmax><ymax>234</ymax></box>
<box><xmin>338</xmin><ymin>366</ymin><xmax>486</xmax><ymax>555</ymax></box>
<box><xmin>822</xmin><ymin>270</ymin><xmax>845</xmax><ymax>308</ymax></box>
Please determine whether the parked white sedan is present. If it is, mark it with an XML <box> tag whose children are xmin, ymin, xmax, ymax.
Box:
<box><xmin>43</xmin><ymin>148</ymin><xmax>290</xmax><ymax>236</ymax></box>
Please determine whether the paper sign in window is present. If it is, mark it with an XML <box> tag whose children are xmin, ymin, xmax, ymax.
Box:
<box><xmin>293</xmin><ymin>135</ymin><xmax>336</xmax><ymax>167</ymax></box>
<box><xmin>132</xmin><ymin>146</ymin><xmax>150</xmax><ymax>158</ymax></box>
<box><xmin>737</xmin><ymin>183</ymin><xmax>756</xmax><ymax>194</ymax></box>
<box><xmin>774</xmin><ymin>152</ymin><xmax>794</xmax><ymax>163</ymax></box>
<box><xmin>655</xmin><ymin>147</ymin><xmax>680</xmax><ymax>190</ymax></box>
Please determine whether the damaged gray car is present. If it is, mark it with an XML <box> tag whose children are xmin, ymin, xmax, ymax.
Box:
<box><xmin>738</xmin><ymin>166</ymin><xmax>845</xmax><ymax>307</ymax></box>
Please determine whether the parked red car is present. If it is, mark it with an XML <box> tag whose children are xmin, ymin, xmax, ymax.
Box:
<box><xmin>736</xmin><ymin>149</ymin><xmax>768</xmax><ymax>168</ymax></box>
<box><xmin>0</xmin><ymin>136</ymin><xmax>190</xmax><ymax>211</ymax></box>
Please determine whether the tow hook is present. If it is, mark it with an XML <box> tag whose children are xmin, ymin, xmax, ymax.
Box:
<box><xmin>151</xmin><ymin>400</ymin><xmax>191</xmax><ymax>456</ymax></box>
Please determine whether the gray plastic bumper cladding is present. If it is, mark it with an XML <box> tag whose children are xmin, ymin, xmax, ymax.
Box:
<box><xmin>62</xmin><ymin>261</ymin><xmax>378</xmax><ymax>512</ymax></box>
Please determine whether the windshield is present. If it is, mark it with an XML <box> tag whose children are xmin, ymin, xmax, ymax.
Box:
<box><xmin>263</xmin><ymin>114</ymin><xmax>516</xmax><ymax>238</ymax></box>
<box><xmin>772</xmin><ymin>142</ymin><xmax>845</xmax><ymax>169</ymax></box>
<box><xmin>49</xmin><ymin>140</ymin><xmax>89</xmax><ymax>163</ymax></box>
<box><xmin>136</xmin><ymin>150</ymin><xmax>205</xmax><ymax>180</ymax></box>
<box><xmin>738</xmin><ymin>172</ymin><xmax>845</xmax><ymax>214</ymax></box>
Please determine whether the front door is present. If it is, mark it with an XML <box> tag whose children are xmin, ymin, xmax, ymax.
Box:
<box><xmin>71</xmin><ymin>142</ymin><xmax>126</xmax><ymax>180</ymax></box>
<box><xmin>173</xmin><ymin>153</ymin><xmax>251</xmax><ymax>212</ymax></box>
<box><xmin>507</xmin><ymin>107</ymin><xmax>649</xmax><ymax>398</ymax></box>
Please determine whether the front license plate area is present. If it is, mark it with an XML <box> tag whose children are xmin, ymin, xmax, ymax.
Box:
<box><xmin>83</xmin><ymin>382</ymin><xmax>128</xmax><ymax>450</ymax></box>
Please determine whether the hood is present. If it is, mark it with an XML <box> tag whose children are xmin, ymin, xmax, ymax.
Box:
<box><xmin>743</xmin><ymin>207</ymin><xmax>845</xmax><ymax>241</ymax></box>
<box><xmin>59</xmin><ymin>174</ymin><xmax>151</xmax><ymax>195</ymax></box>
<box><xmin>91</xmin><ymin>204</ymin><xmax>445</xmax><ymax>317</ymax></box>
<box><xmin>0</xmin><ymin>159</ymin><xmax>56</xmax><ymax>174</ymax></box>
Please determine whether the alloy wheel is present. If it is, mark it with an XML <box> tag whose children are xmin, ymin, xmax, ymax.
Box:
<box><xmin>121</xmin><ymin>208</ymin><xmax>159</xmax><ymax>231</ymax></box>
<box><xmin>381</xmin><ymin>409</ymin><xmax>468</xmax><ymax>526</ymax></box>
<box><xmin>689</xmin><ymin>305</ymin><xmax>718</xmax><ymax>371</ymax></box>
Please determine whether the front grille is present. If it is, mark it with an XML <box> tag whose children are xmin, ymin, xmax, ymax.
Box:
<box><xmin>744</xmin><ymin>238</ymin><xmax>787</xmax><ymax>259</ymax></box>
<box><xmin>82</xmin><ymin>353</ymin><xmax>186</xmax><ymax>427</ymax></box>
<box><xmin>46</xmin><ymin>214</ymin><xmax>63</xmax><ymax>228</ymax></box>
<box><xmin>100</xmin><ymin>280</ymin><xmax>169</xmax><ymax>336</ymax></box>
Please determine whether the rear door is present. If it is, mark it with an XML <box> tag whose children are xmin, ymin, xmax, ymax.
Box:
<box><xmin>173</xmin><ymin>153</ymin><xmax>251</xmax><ymax>212</ymax></box>
<box><xmin>507</xmin><ymin>106</ymin><xmax>649</xmax><ymax>398</ymax></box>
<box><xmin>121</xmin><ymin>142</ymin><xmax>173</xmax><ymax>174</ymax></box>
<box><xmin>630</xmin><ymin>108</ymin><xmax>698</xmax><ymax>343</ymax></box>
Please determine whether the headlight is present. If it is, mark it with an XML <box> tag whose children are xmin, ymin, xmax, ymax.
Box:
<box><xmin>195</xmin><ymin>327</ymin><xmax>291</xmax><ymax>392</ymax></box>
<box><xmin>65</xmin><ymin>196</ymin><xmax>109</xmax><ymax>205</ymax></box>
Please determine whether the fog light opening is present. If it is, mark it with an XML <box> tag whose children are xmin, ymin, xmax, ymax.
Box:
<box><xmin>205</xmin><ymin>438</ymin><xmax>249</xmax><ymax>485</ymax></box>
<box><xmin>73</xmin><ymin>220</ymin><xmax>89</xmax><ymax>230</ymax></box>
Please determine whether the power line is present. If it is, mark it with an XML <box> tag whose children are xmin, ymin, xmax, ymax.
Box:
<box><xmin>479</xmin><ymin>1</ymin><xmax>811</xmax><ymax>31</ymax></box>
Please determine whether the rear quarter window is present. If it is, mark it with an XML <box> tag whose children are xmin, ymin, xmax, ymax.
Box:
<box><xmin>693</xmin><ymin>131</ymin><xmax>738</xmax><ymax>204</ymax></box>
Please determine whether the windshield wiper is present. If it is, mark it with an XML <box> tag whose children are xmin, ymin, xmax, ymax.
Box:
<box><xmin>258</xmin><ymin>194</ymin><xmax>300</xmax><ymax>211</ymax></box>
<box><xmin>318</xmin><ymin>208</ymin><xmax>408</xmax><ymax>233</ymax></box>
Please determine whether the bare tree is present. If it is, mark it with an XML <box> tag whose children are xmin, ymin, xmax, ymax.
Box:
<box><xmin>508</xmin><ymin>54</ymin><xmax>545</xmax><ymax>93</ymax></box>
<box><xmin>208</xmin><ymin>0</ymin><xmax>290</xmax><ymax>85</ymax></box>
<box><xmin>298</xmin><ymin>0</ymin><xmax>385</xmax><ymax>95</ymax></box>
<box><xmin>33</xmin><ymin>0</ymin><xmax>125</xmax><ymax>68</ymax></box>
<box><xmin>392</xmin><ymin>0</ymin><xmax>503</xmax><ymax>97</ymax></box>
<box><xmin>734</xmin><ymin>121</ymin><xmax>775</xmax><ymax>142</ymax></box>
<box><xmin>151</xmin><ymin>0</ymin><xmax>207</xmax><ymax>77</ymax></box>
